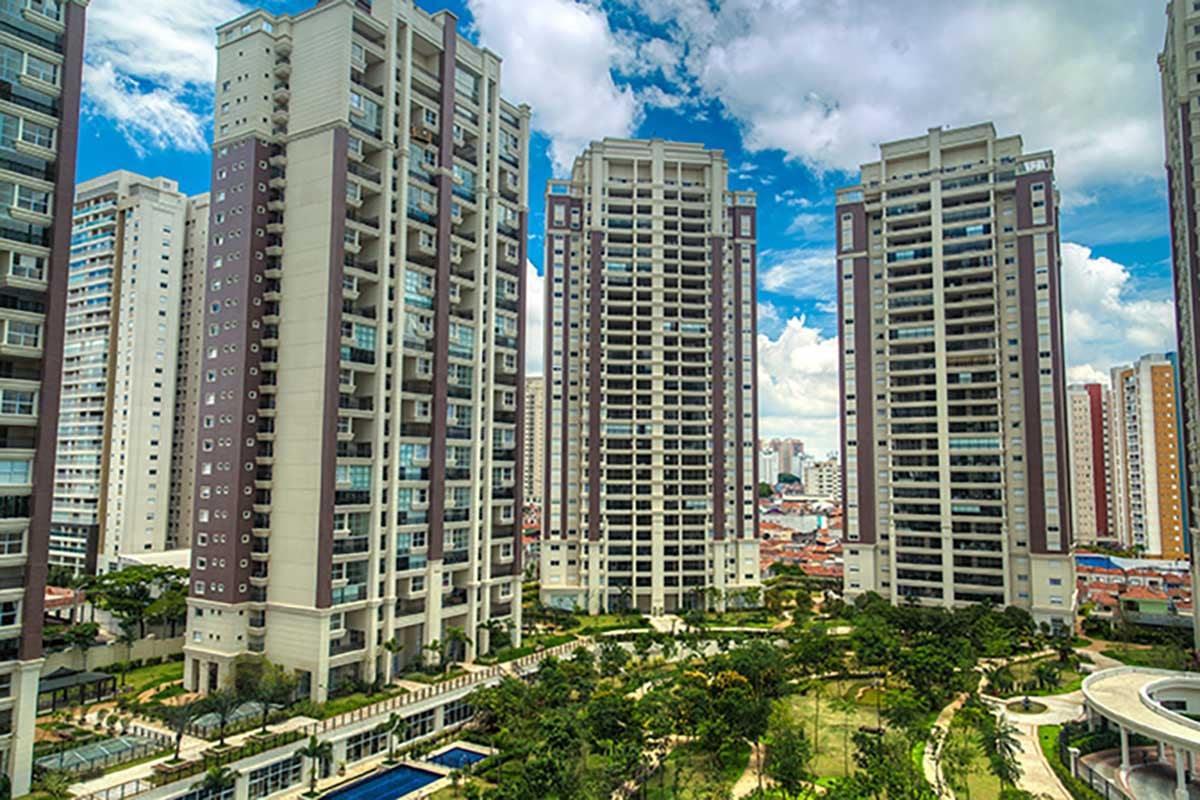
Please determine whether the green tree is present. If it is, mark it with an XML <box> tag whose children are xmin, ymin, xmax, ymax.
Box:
<box><xmin>64</xmin><ymin>622</ymin><xmax>99</xmax><ymax>669</ymax></box>
<box><xmin>764</xmin><ymin>707</ymin><xmax>813</xmax><ymax>798</ymax></box>
<box><xmin>758</xmin><ymin>482</ymin><xmax>774</xmax><ymax>498</ymax></box>
<box><xmin>382</xmin><ymin>636</ymin><xmax>403</xmax><ymax>680</ymax></box>
<box><xmin>375</xmin><ymin>712</ymin><xmax>407</xmax><ymax>763</ymax></box>
<box><xmin>160</xmin><ymin>699</ymin><xmax>204</xmax><ymax>761</ymax></box>
<box><xmin>940</xmin><ymin>725</ymin><xmax>982</xmax><ymax>800</ymax></box>
<box><xmin>598</xmin><ymin>639</ymin><xmax>630</xmax><ymax>677</ymax></box>
<box><xmin>202</xmin><ymin>689</ymin><xmax>242</xmax><ymax>747</ymax></box>
<box><xmin>32</xmin><ymin>771</ymin><xmax>73</xmax><ymax>800</ymax></box>
<box><xmin>297</xmin><ymin>735</ymin><xmax>334</xmax><ymax>796</ymax></box>
<box><xmin>445</xmin><ymin>625</ymin><xmax>472</xmax><ymax>668</ymax></box>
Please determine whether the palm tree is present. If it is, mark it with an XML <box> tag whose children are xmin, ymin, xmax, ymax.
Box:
<box><xmin>297</xmin><ymin>735</ymin><xmax>334</xmax><ymax>796</ymax></box>
<box><xmin>980</xmin><ymin>715</ymin><xmax>1023</xmax><ymax>791</ymax></box>
<box><xmin>1033</xmin><ymin>661</ymin><xmax>1061</xmax><ymax>692</ymax></box>
<box><xmin>162</xmin><ymin>700</ymin><xmax>204</xmax><ymax>762</ymax></box>
<box><xmin>115</xmin><ymin>626</ymin><xmax>139</xmax><ymax>685</ymax></box>
<box><xmin>616</xmin><ymin>584</ymin><xmax>633</xmax><ymax>615</ymax></box>
<box><xmin>423</xmin><ymin>639</ymin><xmax>445</xmax><ymax>673</ymax></box>
<box><xmin>983</xmin><ymin>664</ymin><xmax>1014</xmax><ymax>696</ymax></box>
<box><xmin>375</xmin><ymin>713</ymin><xmax>407</xmax><ymax>763</ymax></box>
<box><xmin>192</xmin><ymin>766</ymin><xmax>238</xmax><ymax>800</ymax></box>
<box><xmin>202</xmin><ymin>689</ymin><xmax>242</xmax><ymax>748</ymax></box>
<box><xmin>64</xmin><ymin>622</ymin><xmax>98</xmax><ymax>670</ymax></box>
<box><xmin>444</xmin><ymin>626</ymin><xmax>472</xmax><ymax>669</ymax></box>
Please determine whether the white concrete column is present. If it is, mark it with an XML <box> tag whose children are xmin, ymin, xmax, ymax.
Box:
<box><xmin>1086</xmin><ymin>704</ymin><xmax>1097</xmax><ymax>732</ymax></box>
<box><xmin>1160</xmin><ymin>741</ymin><xmax>1168</xmax><ymax>762</ymax></box>
<box><xmin>1120</xmin><ymin>726</ymin><xmax>1130</xmax><ymax>770</ymax></box>
<box><xmin>1176</xmin><ymin>746</ymin><xmax>1189</xmax><ymax>800</ymax></box>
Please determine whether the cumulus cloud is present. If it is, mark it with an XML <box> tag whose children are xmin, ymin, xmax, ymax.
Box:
<box><xmin>524</xmin><ymin>261</ymin><xmax>545</xmax><ymax>376</ymax></box>
<box><xmin>84</xmin><ymin>1</ymin><xmax>247</xmax><ymax>153</ymax></box>
<box><xmin>1060</xmin><ymin>242</ymin><xmax>1176</xmax><ymax>379</ymax></box>
<box><xmin>759</xmin><ymin>248</ymin><xmax>835</xmax><ymax>299</ymax></box>
<box><xmin>468</xmin><ymin>0</ymin><xmax>640</xmax><ymax>174</ymax></box>
<box><xmin>757</xmin><ymin>316</ymin><xmax>841</xmax><ymax>455</ymax></box>
<box><xmin>616</xmin><ymin>0</ymin><xmax>1163</xmax><ymax>189</ymax></box>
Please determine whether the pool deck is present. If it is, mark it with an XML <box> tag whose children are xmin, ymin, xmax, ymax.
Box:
<box><xmin>277</xmin><ymin>741</ymin><xmax>495</xmax><ymax>800</ymax></box>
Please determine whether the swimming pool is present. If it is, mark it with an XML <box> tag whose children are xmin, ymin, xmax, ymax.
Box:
<box><xmin>427</xmin><ymin>747</ymin><xmax>487</xmax><ymax>769</ymax></box>
<box><xmin>323</xmin><ymin>764</ymin><xmax>441</xmax><ymax>800</ymax></box>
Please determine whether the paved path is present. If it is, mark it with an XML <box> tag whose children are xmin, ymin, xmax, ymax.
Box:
<box><xmin>994</xmin><ymin>693</ymin><xmax>1080</xmax><ymax>800</ymax></box>
<box><xmin>923</xmin><ymin>693</ymin><xmax>966</xmax><ymax>798</ymax></box>
<box><xmin>731</xmin><ymin>743</ymin><xmax>768</xmax><ymax>799</ymax></box>
<box><xmin>648</xmin><ymin>614</ymin><xmax>681</xmax><ymax>635</ymax></box>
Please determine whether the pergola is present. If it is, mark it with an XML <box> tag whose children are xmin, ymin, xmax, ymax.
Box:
<box><xmin>1082</xmin><ymin>666</ymin><xmax>1200</xmax><ymax>800</ymax></box>
<box><xmin>37</xmin><ymin>667</ymin><xmax>118</xmax><ymax>713</ymax></box>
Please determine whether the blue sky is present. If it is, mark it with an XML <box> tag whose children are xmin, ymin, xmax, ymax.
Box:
<box><xmin>79</xmin><ymin>0</ymin><xmax>1176</xmax><ymax>455</ymax></box>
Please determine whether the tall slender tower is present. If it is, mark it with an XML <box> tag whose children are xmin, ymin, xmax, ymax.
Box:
<box><xmin>837</xmin><ymin>123</ymin><xmax>1074</xmax><ymax>630</ymax></box>
<box><xmin>1067</xmin><ymin>383</ymin><xmax>1115</xmax><ymax>546</ymax></box>
<box><xmin>1159</xmin><ymin>0</ymin><xmax>1200</xmax><ymax>647</ymax></box>
<box><xmin>523</xmin><ymin>375</ymin><xmax>544</xmax><ymax>507</ymax></box>
<box><xmin>184</xmin><ymin>0</ymin><xmax>529</xmax><ymax>700</ymax></box>
<box><xmin>51</xmin><ymin>172</ymin><xmax>187</xmax><ymax>574</ymax></box>
<box><xmin>1110</xmin><ymin>354</ymin><xmax>1187</xmax><ymax>558</ymax></box>
<box><xmin>541</xmin><ymin>139</ymin><xmax>761</xmax><ymax>616</ymax></box>
<box><xmin>0</xmin><ymin>1</ymin><xmax>88</xmax><ymax>793</ymax></box>
<box><xmin>167</xmin><ymin>194</ymin><xmax>211</xmax><ymax>552</ymax></box>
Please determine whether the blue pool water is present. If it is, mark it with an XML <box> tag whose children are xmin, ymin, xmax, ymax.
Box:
<box><xmin>427</xmin><ymin>747</ymin><xmax>486</xmax><ymax>769</ymax></box>
<box><xmin>324</xmin><ymin>765</ymin><xmax>441</xmax><ymax>800</ymax></box>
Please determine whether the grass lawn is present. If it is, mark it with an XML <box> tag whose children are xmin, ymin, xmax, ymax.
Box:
<box><xmin>400</xmin><ymin>668</ymin><xmax>469</xmax><ymax>685</ymax></box>
<box><xmin>783</xmin><ymin>680</ymin><xmax>885</xmax><ymax>781</ymax></box>
<box><xmin>1038</xmin><ymin>724</ymin><xmax>1105</xmax><ymax>800</ymax></box>
<box><xmin>114</xmin><ymin>659</ymin><xmax>185</xmax><ymax>695</ymax></box>
<box><xmin>945</xmin><ymin>713</ymin><xmax>1002</xmax><ymax>800</ymax></box>
<box><xmin>700</xmin><ymin>610</ymin><xmax>785</xmax><ymax>629</ymax></box>
<box><xmin>573</xmin><ymin>613</ymin><xmax>650</xmax><ymax>634</ymax></box>
<box><xmin>644</xmin><ymin>741</ymin><xmax>750</xmax><ymax>799</ymax></box>
<box><xmin>1000</xmin><ymin>656</ymin><xmax>1086</xmax><ymax>697</ymax></box>
<box><xmin>1101</xmin><ymin>644</ymin><xmax>1191</xmax><ymax>671</ymax></box>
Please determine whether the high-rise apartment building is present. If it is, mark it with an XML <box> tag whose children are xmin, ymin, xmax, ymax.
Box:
<box><xmin>183</xmin><ymin>0</ymin><xmax>529</xmax><ymax>700</ymax></box>
<box><xmin>167</xmin><ymin>194</ymin><xmax>210</xmax><ymax>551</ymax></box>
<box><xmin>0</xmin><ymin>0</ymin><xmax>87</xmax><ymax>793</ymax></box>
<box><xmin>758</xmin><ymin>447</ymin><xmax>780</xmax><ymax>487</ymax></box>
<box><xmin>802</xmin><ymin>458</ymin><xmax>841</xmax><ymax>500</ymax></box>
<box><xmin>1110</xmin><ymin>354</ymin><xmax>1187</xmax><ymax>558</ymax></box>
<box><xmin>1067</xmin><ymin>383</ymin><xmax>1115</xmax><ymax>545</ymax></box>
<box><xmin>837</xmin><ymin>123</ymin><xmax>1073</xmax><ymax>628</ymax></box>
<box><xmin>540</xmin><ymin>138</ymin><xmax>760</xmax><ymax>615</ymax></box>
<box><xmin>522</xmin><ymin>375</ymin><xmax>544</xmax><ymax>506</ymax></box>
<box><xmin>1159</xmin><ymin>0</ymin><xmax>1200</xmax><ymax>645</ymax></box>
<box><xmin>51</xmin><ymin>172</ymin><xmax>188</xmax><ymax>574</ymax></box>
<box><xmin>765</xmin><ymin>437</ymin><xmax>804</xmax><ymax>477</ymax></box>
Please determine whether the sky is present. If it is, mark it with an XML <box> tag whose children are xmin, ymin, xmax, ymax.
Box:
<box><xmin>79</xmin><ymin>0</ymin><xmax>1177</xmax><ymax>456</ymax></box>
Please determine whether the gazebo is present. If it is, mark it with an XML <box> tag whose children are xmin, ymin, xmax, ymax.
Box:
<box><xmin>37</xmin><ymin>667</ymin><xmax>117</xmax><ymax>713</ymax></box>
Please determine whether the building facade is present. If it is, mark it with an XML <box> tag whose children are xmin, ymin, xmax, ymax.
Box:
<box><xmin>1067</xmin><ymin>383</ymin><xmax>1115</xmax><ymax>546</ymax></box>
<box><xmin>522</xmin><ymin>375</ymin><xmax>543</xmax><ymax>507</ymax></box>
<box><xmin>51</xmin><ymin>172</ymin><xmax>188</xmax><ymax>574</ymax></box>
<box><xmin>758</xmin><ymin>447</ymin><xmax>780</xmax><ymax>487</ymax></box>
<box><xmin>167</xmin><ymin>194</ymin><xmax>210</xmax><ymax>552</ymax></box>
<box><xmin>1110</xmin><ymin>354</ymin><xmax>1187</xmax><ymax>558</ymax></box>
<box><xmin>837</xmin><ymin>123</ymin><xmax>1073</xmax><ymax>628</ymax></box>
<box><xmin>183</xmin><ymin>0</ymin><xmax>529</xmax><ymax>701</ymax></box>
<box><xmin>0</xmin><ymin>0</ymin><xmax>88</xmax><ymax>793</ymax></box>
<box><xmin>540</xmin><ymin>138</ymin><xmax>760</xmax><ymax>615</ymax></box>
<box><xmin>1159</xmin><ymin>0</ymin><xmax>1200</xmax><ymax>646</ymax></box>
<box><xmin>765</xmin><ymin>437</ymin><xmax>804</xmax><ymax>477</ymax></box>
<box><xmin>802</xmin><ymin>458</ymin><xmax>841</xmax><ymax>500</ymax></box>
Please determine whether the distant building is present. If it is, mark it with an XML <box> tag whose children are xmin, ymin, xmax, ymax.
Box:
<box><xmin>1067</xmin><ymin>383</ymin><xmax>1115</xmax><ymax>545</ymax></box>
<box><xmin>51</xmin><ymin>172</ymin><xmax>192</xmax><ymax>574</ymax></box>
<box><xmin>837</xmin><ymin>123</ymin><xmax>1073</xmax><ymax>629</ymax></box>
<box><xmin>758</xmin><ymin>448</ymin><xmax>781</xmax><ymax>486</ymax></box>
<box><xmin>802</xmin><ymin>459</ymin><xmax>841</xmax><ymax>500</ymax></box>
<box><xmin>765</xmin><ymin>437</ymin><xmax>805</xmax><ymax>477</ymax></box>
<box><xmin>1110</xmin><ymin>354</ymin><xmax>1187</xmax><ymax>558</ymax></box>
<box><xmin>523</xmin><ymin>376</ymin><xmax>544</xmax><ymax>506</ymax></box>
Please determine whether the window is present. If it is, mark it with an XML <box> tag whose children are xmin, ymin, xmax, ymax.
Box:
<box><xmin>11</xmin><ymin>253</ymin><xmax>43</xmax><ymax>279</ymax></box>
<box><xmin>20</xmin><ymin>121</ymin><xmax>52</xmax><ymax>149</ymax></box>
<box><xmin>16</xmin><ymin>186</ymin><xmax>49</xmax><ymax>214</ymax></box>
<box><xmin>0</xmin><ymin>530</ymin><xmax>20</xmax><ymax>555</ymax></box>
<box><xmin>0</xmin><ymin>601</ymin><xmax>16</xmax><ymax>626</ymax></box>
<box><xmin>0</xmin><ymin>460</ymin><xmax>28</xmax><ymax>486</ymax></box>
<box><xmin>24</xmin><ymin>55</ymin><xmax>56</xmax><ymax>84</ymax></box>
<box><xmin>7</xmin><ymin>321</ymin><xmax>39</xmax><ymax>348</ymax></box>
<box><xmin>0</xmin><ymin>390</ymin><xmax>32</xmax><ymax>415</ymax></box>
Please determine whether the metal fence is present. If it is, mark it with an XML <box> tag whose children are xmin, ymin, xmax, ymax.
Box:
<box><xmin>1058</xmin><ymin>735</ymin><xmax>1135</xmax><ymax>800</ymax></box>
<box><xmin>36</xmin><ymin>727</ymin><xmax>171</xmax><ymax>774</ymax></box>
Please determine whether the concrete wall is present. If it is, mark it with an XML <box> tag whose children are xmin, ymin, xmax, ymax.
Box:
<box><xmin>42</xmin><ymin>636</ymin><xmax>184</xmax><ymax>673</ymax></box>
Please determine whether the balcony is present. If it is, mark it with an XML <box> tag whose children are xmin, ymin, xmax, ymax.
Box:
<box><xmin>334</xmin><ymin>490</ymin><xmax>371</xmax><ymax>506</ymax></box>
<box><xmin>329</xmin><ymin>630</ymin><xmax>367</xmax><ymax>656</ymax></box>
<box><xmin>332</xmin><ymin>536</ymin><xmax>370</xmax><ymax>556</ymax></box>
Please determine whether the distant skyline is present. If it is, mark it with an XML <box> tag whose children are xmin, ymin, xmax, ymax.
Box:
<box><xmin>78</xmin><ymin>0</ymin><xmax>1175</xmax><ymax>454</ymax></box>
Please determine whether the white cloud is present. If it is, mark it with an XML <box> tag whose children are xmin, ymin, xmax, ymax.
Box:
<box><xmin>1066</xmin><ymin>364</ymin><xmax>1110</xmax><ymax>385</ymax></box>
<box><xmin>1060</xmin><ymin>242</ymin><xmax>1176</xmax><ymax>378</ymax></box>
<box><xmin>624</xmin><ymin>0</ymin><xmax>1163</xmax><ymax>189</ymax></box>
<box><xmin>83</xmin><ymin>1</ymin><xmax>247</xmax><ymax>153</ymax></box>
<box><xmin>468</xmin><ymin>0</ymin><xmax>640</xmax><ymax>174</ymax></box>
<box><xmin>757</xmin><ymin>316</ymin><xmax>840</xmax><ymax>455</ymax></box>
<box><xmin>785</xmin><ymin>211</ymin><xmax>830</xmax><ymax>241</ymax></box>
<box><xmin>758</xmin><ymin>248</ymin><xmax>835</xmax><ymax>299</ymax></box>
<box><xmin>524</xmin><ymin>261</ymin><xmax>545</xmax><ymax>376</ymax></box>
